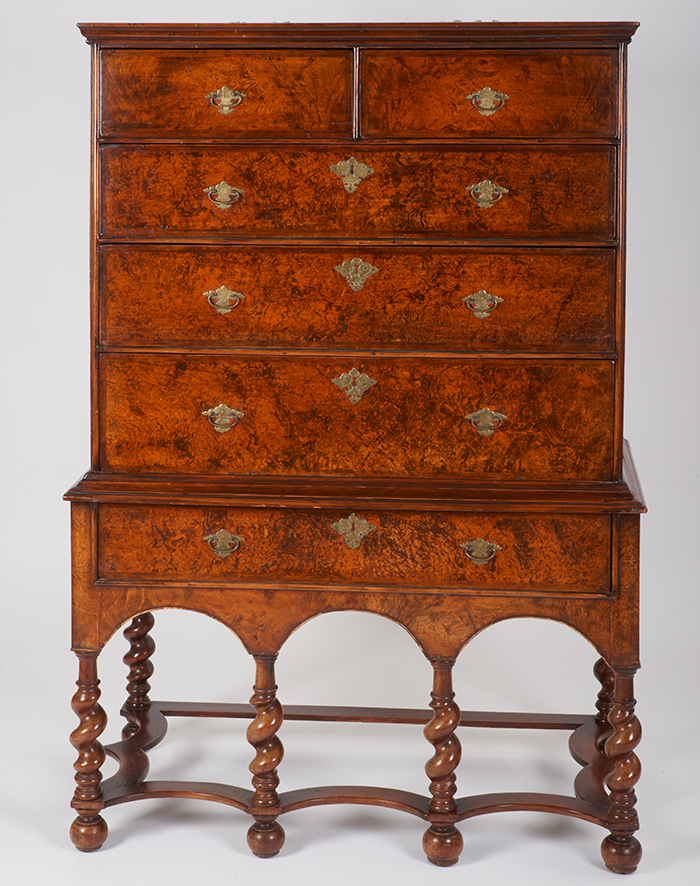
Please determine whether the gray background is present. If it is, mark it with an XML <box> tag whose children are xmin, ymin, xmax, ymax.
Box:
<box><xmin>1</xmin><ymin>1</ymin><xmax>697</xmax><ymax>883</ymax></box>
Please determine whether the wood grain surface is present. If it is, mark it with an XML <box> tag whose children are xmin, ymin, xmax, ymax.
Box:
<box><xmin>362</xmin><ymin>49</ymin><xmax>618</xmax><ymax>138</ymax></box>
<box><xmin>99</xmin><ymin>144</ymin><xmax>616</xmax><ymax>240</ymax></box>
<box><xmin>98</xmin><ymin>354</ymin><xmax>615</xmax><ymax>480</ymax></box>
<box><xmin>99</xmin><ymin>244</ymin><xmax>616</xmax><ymax>353</ymax></box>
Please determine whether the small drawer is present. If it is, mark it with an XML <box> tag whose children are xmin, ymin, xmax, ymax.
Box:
<box><xmin>99</xmin><ymin>244</ymin><xmax>616</xmax><ymax>354</ymax></box>
<box><xmin>97</xmin><ymin>503</ymin><xmax>612</xmax><ymax>596</ymax></box>
<box><xmin>361</xmin><ymin>49</ymin><xmax>618</xmax><ymax>139</ymax></box>
<box><xmin>100</xmin><ymin>144</ymin><xmax>616</xmax><ymax>241</ymax></box>
<box><xmin>99</xmin><ymin>49</ymin><xmax>352</xmax><ymax>138</ymax></box>
<box><xmin>98</xmin><ymin>353</ymin><xmax>615</xmax><ymax>482</ymax></box>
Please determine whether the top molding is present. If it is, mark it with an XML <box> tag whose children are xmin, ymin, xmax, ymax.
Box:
<box><xmin>77</xmin><ymin>21</ymin><xmax>640</xmax><ymax>48</ymax></box>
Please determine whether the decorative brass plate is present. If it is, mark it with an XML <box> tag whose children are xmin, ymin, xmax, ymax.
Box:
<box><xmin>462</xmin><ymin>289</ymin><xmax>504</xmax><ymax>319</ymax></box>
<box><xmin>329</xmin><ymin>156</ymin><xmax>374</xmax><ymax>193</ymax></box>
<box><xmin>332</xmin><ymin>368</ymin><xmax>377</xmax><ymax>404</ymax></box>
<box><xmin>334</xmin><ymin>258</ymin><xmax>380</xmax><ymax>291</ymax></box>
<box><xmin>331</xmin><ymin>513</ymin><xmax>376</xmax><ymax>549</ymax></box>
<box><xmin>466</xmin><ymin>179</ymin><xmax>509</xmax><ymax>208</ymax></box>
<box><xmin>204</xmin><ymin>181</ymin><xmax>245</xmax><ymax>208</ymax></box>
<box><xmin>205</xmin><ymin>286</ymin><xmax>245</xmax><ymax>314</ymax></box>
<box><xmin>465</xmin><ymin>407</ymin><xmax>507</xmax><ymax>436</ymax></box>
<box><xmin>465</xmin><ymin>86</ymin><xmax>509</xmax><ymax>116</ymax></box>
<box><xmin>206</xmin><ymin>86</ymin><xmax>248</xmax><ymax>115</ymax></box>
<box><xmin>203</xmin><ymin>529</ymin><xmax>244</xmax><ymax>558</ymax></box>
<box><xmin>202</xmin><ymin>403</ymin><xmax>244</xmax><ymax>433</ymax></box>
<box><xmin>460</xmin><ymin>537</ymin><xmax>502</xmax><ymax>565</ymax></box>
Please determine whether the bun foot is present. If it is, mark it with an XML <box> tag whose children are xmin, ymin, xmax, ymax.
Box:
<box><xmin>423</xmin><ymin>824</ymin><xmax>463</xmax><ymax>866</ymax></box>
<box><xmin>70</xmin><ymin>814</ymin><xmax>108</xmax><ymax>852</ymax></box>
<box><xmin>247</xmin><ymin>820</ymin><xmax>285</xmax><ymax>858</ymax></box>
<box><xmin>601</xmin><ymin>834</ymin><xmax>642</xmax><ymax>874</ymax></box>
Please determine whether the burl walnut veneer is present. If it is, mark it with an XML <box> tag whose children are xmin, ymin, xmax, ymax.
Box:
<box><xmin>67</xmin><ymin>22</ymin><xmax>644</xmax><ymax>873</ymax></box>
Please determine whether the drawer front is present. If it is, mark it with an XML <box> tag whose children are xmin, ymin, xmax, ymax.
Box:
<box><xmin>100</xmin><ymin>49</ymin><xmax>352</xmax><ymax>138</ymax></box>
<box><xmin>99</xmin><ymin>245</ymin><xmax>616</xmax><ymax>353</ymax></box>
<box><xmin>100</xmin><ymin>144</ymin><xmax>616</xmax><ymax>240</ymax></box>
<box><xmin>99</xmin><ymin>354</ymin><xmax>614</xmax><ymax>481</ymax></box>
<box><xmin>97</xmin><ymin>504</ymin><xmax>612</xmax><ymax>596</ymax></box>
<box><xmin>362</xmin><ymin>49</ymin><xmax>618</xmax><ymax>138</ymax></box>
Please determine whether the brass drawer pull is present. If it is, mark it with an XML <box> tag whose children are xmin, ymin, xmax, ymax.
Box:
<box><xmin>206</xmin><ymin>286</ymin><xmax>245</xmax><ymax>314</ymax></box>
<box><xmin>206</xmin><ymin>86</ymin><xmax>247</xmax><ymax>115</ymax></box>
<box><xmin>330</xmin><ymin>156</ymin><xmax>374</xmax><ymax>193</ymax></box>
<box><xmin>202</xmin><ymin>403</ymin><xmax>244</xmax><ymax>433</ymax></box>
<box><xmin>467</xmin><ymin>179</ymin><xmax>509</xmax><ymax>208</ymax></box>
<box><xmin>335</xmin><ymin>258</ymin><xmax>379</xmax><ymax>292</ymax></box>
<box><xmin>332</xmin><ymin>368</ymin><xmax>377</xmax><ymax>404</ymax></box>
<box><xmin>460</xmin><ymin>537</ymin><xmax>502</xmax><ymax>565</ymax></box>
<box><xmin>204</xmin><ymin>529</ymin><xmax>244</xmax><ymax>558</ymax></box>
<box><xmin>465</xmin><ymin>407</ymin><xmax>507</xmax><ymax>436</ymax></box>
<box><xmin>462</xmin><ymin>289</ymin><xmax>504</xmax><ymax>319</ymax></box>
<box><xmin>204</xmin><ymin>181</ymin><xmax>245</xmax><ymax>208</ymax></box>
<box><xmin>465</xmin><ymin>86</ymin><xmax>509</xmax><ymax>116</ymax></box>
<box><xmin>331</xmin><ymin>513</ymin><xmax>376</xmax><ymax>549</ymax></box>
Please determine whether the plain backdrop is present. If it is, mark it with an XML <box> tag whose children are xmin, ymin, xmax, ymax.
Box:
<box><xmin>1</xmin><ymin>1</ymin><xmax>698</xmax><ymax>884</ymax></box>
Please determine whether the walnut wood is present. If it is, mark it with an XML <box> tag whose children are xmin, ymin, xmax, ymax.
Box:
<box><xmin>69</xmin><ymin>21</ymin><xmax>643</xmax><ymax>869</ymax></box>
<box><xmin>100</xmin><ymin>49</ymin><xmax>352</xmax><ymax>139</ymax></box>
<box><xmin>362</xmin><ymin>50</ymin><xmax>619</xmax><ymax>139</ymax></box>
<box><xmin>99</xmin><ymin>244</ymin><xmax>616</xmax><ymax>354</ymax></box>
<box><xmin>99</xmin><ymin>144</ymin><xmax>616</xmax><ymax>241</ymax></box>
<box><xmin>98</xmin><ymin>354</ymin><xmax>615</xmax><ymax>481</ymax></box>
<box><xmin>246</xmin><ymin>655</ymin><xmax>285</xmax><ymax>856</ymax></box>
<box><xmin>97</xmin><ymin>504</ymin><xmax>612</xmax><ymax>596</ymax></box>
<box><xmin>601</xmin><ymin>670</ymin><xmax>642</xmax><ymax>873</ymax></box>
<box><xmin>70</xmin><ymin>653</ymin><xmax>108</xmax><ymax>852</ymax></box>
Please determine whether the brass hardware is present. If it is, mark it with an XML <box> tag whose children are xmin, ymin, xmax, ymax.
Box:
<box><xmin>206</xmin><ymin>86</ymin><xmax>247</xmax><ymax>115</ymax></box>
<box><xmin>331</xmin><ymin>513</ymin><xmax>376</xmax><ymax>549</ymax></box>
<box><xmin>465</xmin><ymin>407</ymin><xmax>507</xmax><ymax>436</ymax></box>
<box><xmin>202</xmin><ymin>403</ymin><xmax>244</xmax><ymax>433</ymax></box>
<box><xmin>204</xmin><ymin>529</ymin><xmax>244</xmax><ymax>558</ymax></box>
<box><xmin>204</xmin><ymin>181</ymin><xmax>245</xmax><ymax>208</ymax></box>
<box><xmin>329</xmin><ymin>156</ymin><xmax>374</xmax><ymax>193</ymax></box>
<box><xmin>334</xmin><ymin>258</ymin><xmax>379</xmax><ymax>292</ymax></box>
<box><xmin>205</xmin><ymin>285</ymin><xmax>245</xmax><ymax>314</ymax></box>
<box><xmin>463</xmin><ymin>289</ymin><xmax>504</xmax><ymax>319</ymax></box>
<box><xmin>332</xmin><ymin>368</ymin><xmax>377</xmax><ymax>404</ymax></box>
<box><xmin>460</xmin><ymin>537</ymin><xmax>502</xmax><ymax>565</ymax></box>
<box><xmin>465</xmin><ymin>86</ymin><xmax>509</xmax><ymax>116</ymax></box>
<box><xmin>466</xmin><ymin>179</ymin><xmax>509</xmax><ymax>208</ymax></box>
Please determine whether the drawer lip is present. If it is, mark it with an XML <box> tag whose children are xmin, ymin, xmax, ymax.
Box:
<box><xmin>99</xmin><ymin>48</ymin><xmax>353</xmax><ymax>140</ymax></box>
<box><xmin>97</xmin><ymin>243</ymin><xmax>617</xmax><ymax>355</ymax></box>
<box><xmin>95</xmin><ymin>503</ymin><xmax>613</xmax><ymax>596</ymax></box>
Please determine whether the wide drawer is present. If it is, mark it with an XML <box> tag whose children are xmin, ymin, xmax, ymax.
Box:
<box><xmin>97</xmin><ymin>503</ymin><xmax>612</xmax><ymax>596</ymax></box>
<box><xmin>99</xmin><ymin>144</ymin><xmax>616</xmax><ymax>240</ymax></box>
<box><xmin>98</xmin><ymin>504</ymin><xmax>611</xmax><ymax>594</ymax></box>
<box><xmin>361</xmin><ymin>49</ymin><xmax>618</xmax><ymax>139</ymax></box>
<box><xmin>99</xmin><ymin>49</ymin><xmax>352</xmax><ymax>138</ymax></box>
<box><xmin>99</xmin><ymin>354</ymin><xmax>615</xmax><ymax>481</ymax></box>
<box><xmin>99</xmin><ymin>244</ymin><xmax>616</xmax><ymax>353</ymax></box>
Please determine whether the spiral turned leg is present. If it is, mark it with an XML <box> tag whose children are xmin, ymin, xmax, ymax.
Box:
<box><xmin>601</xmin><ymin>669</ymin><xmax>642</xmax><ymax>874</ymax></box>
<box><xmin>594</xmin><ymin>657</ymin><xmax>615</xmax><ymax>755</ymax></box>
<box><xmin>246</xmin><ymin>654</ymin><xmax>285</xmax><ymax>858</ymax></box>
<box><xmin>422</xmin><ymin>659</ymin><xmax>463</xmax><ymax>867</ymax></box>
<box><xmin>122</xmin><ymin>612</ymin><xmax>156</xmax><ymax>739</ymax></box>
<box><xmin>70</xmin><ymin>652</ymin><xmax>108</xmax><ymax>852</ymax></box>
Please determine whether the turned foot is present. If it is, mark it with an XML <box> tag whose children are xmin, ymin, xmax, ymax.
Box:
<box><xmin>70</xmin><ymin>814</ymin><xmax>109</xmax><ymax>852</ymax></box>
<box><xmin>247</xmin><ymin>820</ymin><xmax>286</xmax><ymax>858</ymax></box>
<box><xmin>601</xmin><ymin>834</ymin><xmax>642</xmax><ymax>874</ymax></box>
<box><xmin>423</xmin><ymin>824</ymin><xmax>463</xmax><ymax>866</ymax></box>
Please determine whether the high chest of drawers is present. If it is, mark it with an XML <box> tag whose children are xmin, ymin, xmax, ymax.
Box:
<box><xmin>67</xmin><ymin>22</ymin><xmax>644</xmax><ymax>873</ymax></box>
